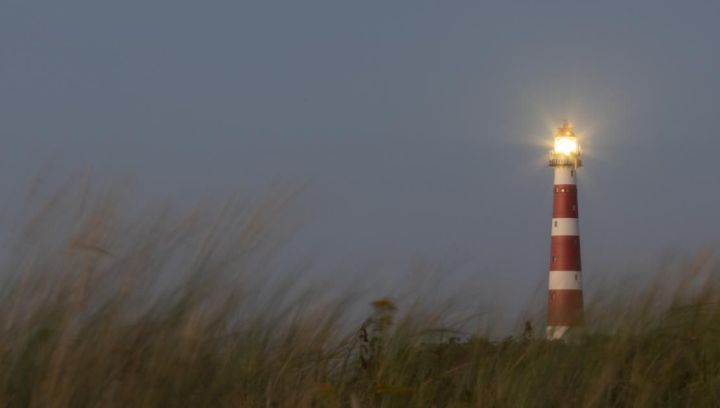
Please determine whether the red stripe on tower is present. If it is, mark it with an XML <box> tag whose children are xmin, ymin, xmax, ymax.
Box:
<box><xmin>547</xmin><ymin>120</ymin><xmax>583</xmax><ymax>340</ymax></box>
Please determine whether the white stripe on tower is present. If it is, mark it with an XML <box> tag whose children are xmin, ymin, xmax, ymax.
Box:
<box><xmin>551</xmin><ymin>218</ymin><xmax>579</xmax><ymax>236</ymax></box>
<box><xmin>548</xmin><ymin>271</ymin><xmax>582</xmax><ymax>290</ymax></box>
<box><xmin>554</xmin><ymin>166</ymin><xmax>576</xmax><ymax>184</ymax></box>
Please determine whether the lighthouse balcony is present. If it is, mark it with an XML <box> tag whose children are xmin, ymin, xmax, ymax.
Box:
<box><xmin>549</xmin><ymin>155</ymin><xmax>582</xmax><ymax>168</ymax></box>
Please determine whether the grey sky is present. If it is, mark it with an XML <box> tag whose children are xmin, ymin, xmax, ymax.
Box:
<box><xmin>2</xmin><ymin>1</ymin><xmax>719</xmax><ymax>318</ymax></box>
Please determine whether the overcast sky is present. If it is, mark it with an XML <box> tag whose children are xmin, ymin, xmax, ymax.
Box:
<box><xmin>1</xmin><ymin>1</ymin><xmax>719</xmax><ymax>319</ymax></box>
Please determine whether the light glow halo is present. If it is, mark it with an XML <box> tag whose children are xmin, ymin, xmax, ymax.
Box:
<box><xmin>554</xmin><ymin>136</ymin><xmax>578</xmax><ymax>155</ymax></box>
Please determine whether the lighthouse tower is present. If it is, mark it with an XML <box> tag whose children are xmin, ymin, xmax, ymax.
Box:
<box><xmin>547</xmin><ymin>120</ymin><xmax>583</xmax><ymax>340</ymax></box>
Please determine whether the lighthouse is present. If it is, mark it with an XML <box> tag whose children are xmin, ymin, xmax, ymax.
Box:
<box><xmin>547</xmin><ymin>120</ymin><xmax>583</xmax><ymax>340</ymax></box>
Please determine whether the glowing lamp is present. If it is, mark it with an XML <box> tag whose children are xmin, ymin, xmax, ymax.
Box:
<box><xmin>549</xmin><ymin>120</ymin><xmax>582</xmax><ymax>167</ymax></box>
<box><xmin>554</xmin><ymin>136</ymin><xmax>578</xmax><ymax>155</ymax></box>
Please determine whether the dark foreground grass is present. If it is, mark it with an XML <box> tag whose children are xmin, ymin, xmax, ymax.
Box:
<box><xmin>0</xmin><ymin>183</ymin><xmax>719</xmax><ymax>407</ymax></box>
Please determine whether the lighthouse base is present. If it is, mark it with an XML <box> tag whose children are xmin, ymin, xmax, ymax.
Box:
<box><xmin>546</xmin><ymin>325</ymin><xmax>569</xmax><ymax>340</ymax></box>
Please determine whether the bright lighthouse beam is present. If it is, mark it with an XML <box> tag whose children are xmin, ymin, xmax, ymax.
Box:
<box><xmin>554</xmin><ymin>137</ymin><xmax>578</xmax><ymax>155</ymax></box>
<box><xmin>549</xmin><ymin>120</ymin><xmax>582</xmax><ymax>167</ymax></box>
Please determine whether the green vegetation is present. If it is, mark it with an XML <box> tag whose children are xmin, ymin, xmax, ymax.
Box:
<box><xmin>0</xmin><ymin>183</ymin><xmax>718</xmax><ymax>407</ymax></box>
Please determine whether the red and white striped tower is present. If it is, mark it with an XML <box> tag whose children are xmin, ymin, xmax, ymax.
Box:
<box><xmin>547</xmin><ymin>120</ymin><xmax>583</xmax><ymax>340</ymax></box>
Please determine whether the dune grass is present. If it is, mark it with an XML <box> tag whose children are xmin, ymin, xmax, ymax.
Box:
<box><xmin>0</xmin><ymin>182</ymin><xmax>718</xmax><ymax>407</ymax></box>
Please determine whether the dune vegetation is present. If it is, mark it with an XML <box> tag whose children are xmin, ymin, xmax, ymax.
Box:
<box><xmin>0</xmin><ymin>181</ymin><xmax>718</xmax><ymax>407</ymax></box>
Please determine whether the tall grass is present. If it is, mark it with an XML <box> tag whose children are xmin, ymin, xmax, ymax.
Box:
<box><xmin>0</xmin><ymin>181</ymin><xmax>718</xmax><ymax>407</ymax></box>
